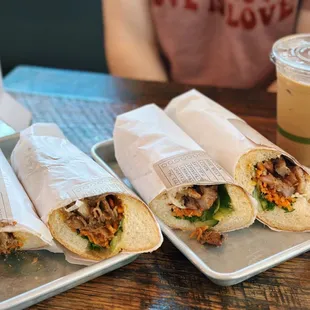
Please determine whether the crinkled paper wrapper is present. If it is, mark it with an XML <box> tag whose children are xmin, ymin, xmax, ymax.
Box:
<box><xmin>165</xmin><ymin>89</ymin><xmax>310</xmax><ymax>177</ymax></box>
<box><xmin>0</xmin><ymin>148</ymin><xmax>53</xmax><ymax>249</ymax></box>
<box><xmin>113</xmin><ymin>104</ymin><xmax>252</xmax><ymax>207</ymax></box>
<box><xmin>11</xmin><ymin>123</ymin><xmax>152</xmax><ymax>265</ymax></box>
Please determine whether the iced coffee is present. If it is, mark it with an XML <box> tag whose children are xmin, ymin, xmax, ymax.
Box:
<box><xmin>271</xmin><ymin>34</ymin><xmax>310</xmax><ymax>166</ymax></box>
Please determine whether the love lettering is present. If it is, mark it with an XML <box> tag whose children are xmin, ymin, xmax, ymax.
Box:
<box><xmin>153</xmin><ymin>0</ymin><xmax>296</xmax><ymax>29</ymax></box>
<box><xmin>210</xmin><ymin>0</ymin><xmax>295</xmax><ymax>29</ymax></box>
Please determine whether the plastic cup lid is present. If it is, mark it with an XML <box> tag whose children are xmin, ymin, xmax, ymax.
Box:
<box><xmin>271</xmin><ymin>34</ymin><xmax>310</xmax><ymax>73</ymax></box>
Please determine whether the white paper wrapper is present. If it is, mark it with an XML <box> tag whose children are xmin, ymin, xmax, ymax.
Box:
<box><xmin>11</xmin><ymin>123</ymin><xmax>160</xmax><ymax>265</ymax></box>
<box><xmin>114</xmin><ymin>104</ymin><xmax>243</xmax><ymax>205</ymax></box>
<box><xmin>0</xmin><ymin>149</ymin><xmax>53</xmax><ymax>250</ymax></box>
<box><xmin>11</xmin><ymin>123</ymin><xmax>135</xmax><ymax>223</ymax></box>
<box><xmin>0</xmin><ymin>61</ymin><xmax>32</xmax><ymax>134</ymax></box>
<box><xmin>165</xmin><ymin>89</ymin><xmax>309</xmax><ymax>177</ymax></box>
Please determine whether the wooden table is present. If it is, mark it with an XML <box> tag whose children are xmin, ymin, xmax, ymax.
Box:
<box><xmin>9</xmin><ymin>74</ymin><xmax>310</xmax><ymax>310</ymax></box>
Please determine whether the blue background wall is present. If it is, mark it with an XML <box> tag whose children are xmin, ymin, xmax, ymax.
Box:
<box><xmin>0</xmin><ymin>0</ymin><xmax>108</xmax><ymax>75</ymax></box>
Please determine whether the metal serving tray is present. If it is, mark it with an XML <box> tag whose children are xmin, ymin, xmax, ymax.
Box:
<box><xmin>0</xmin><ymin>134</ymin><xmax>138</xmax><ymax>310</ymax></box>
<box><xmin>91</xmin><ymin>139</ymin><xmax>310</xmax><ymax>286</ymax></box>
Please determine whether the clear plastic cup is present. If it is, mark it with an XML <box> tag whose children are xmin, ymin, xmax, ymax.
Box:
<box><xmin>271</xmin><ymin>34</ymin><xmax>310</xmax><ymax>166</ymax></box>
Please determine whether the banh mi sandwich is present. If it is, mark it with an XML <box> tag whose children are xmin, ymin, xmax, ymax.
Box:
<box><xmin>11</xmin><ymin>123</ymin><xmax>162</xmax><ymax>260</ymax></box>
<box><xmin>50</xmin><ymin>193</ymin><xmax>161</xmax><ymax>260</ymax></box>
<box><xmin>114</xmin><ymin>104</ymin><xmax>256</xmax><ymax>246</ymax></box>
<box><xmin>237</xmin><ymin>150</ymin><xmax>310</xmax><ymax>232</ymax></box>
<box><xmin>0</xmin><ymin>150</ymin><xmax>53</xmax><ymax>255</ymax></box>
<box><xmin>165</xmin><ymin>89</ymin><xmax>310</xmax><ymax>232</ymax></box>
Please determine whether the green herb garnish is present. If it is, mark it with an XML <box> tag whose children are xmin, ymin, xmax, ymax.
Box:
<box><xmin>110</xmin><ymin>219</ymin><xmax>124</xmax><ymax>251</ymax></box>
<box><xmin>76</xmin><ymin>217</ymin><xmax>124</xmax><ymax>251</ymax></box>
<box><xmin>78</xmin><ymin>233</ymin><xmax>103</xmax><ymax>251</ymax></box>
<box><xmin>175</xmin><ymin>208</ymin><xmax>218</xmax><ymax>224</ymax></box>
<box><xmin>89</xmin><ymin>242</ymin><xmax>103</xmax><ymax>251</ymax></box>
<box><xmin>218</xmin><ymin>184</ymin><xmax>232</xmax><ymax>209</ymax></box>
<box><xmin>117</xmin><ymin>219</ymin><xmax>124</xmax><ymax>233</ymax></box>
<box><xmin>253</xmin><ymin>187</ymin><xmax>276</xmax><ymax>211</ymax></box>
<box><xmin>175</xmin><ymin>216</ymin><xmax>218</xmax><ymax>227</ymax></box>
<box><xmin>76</xmin><ymin>230</ymin><xmax>102</xmax><ymax>251</ymax></box>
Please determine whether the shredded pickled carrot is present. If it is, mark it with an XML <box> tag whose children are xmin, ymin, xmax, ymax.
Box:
<box><xmin>255</xmin><ymin>165</ymin><xmax>294</xmax><ymax>211</ymax></box>
<box><xmin>260</xmin><ymin>184</ymin><xmax>294</xmax><ymax>210</ymax></box>
<box><xmin>171</xmin><ymin>207</ymin><xmax>203</xmax><ymax>218</ymax></box>
<box><xmin>78</xmin><ymin>204</ymin><xmax>124</xmax><ymax>248</ymax></box>
<box><xmin>79</xmin><ymin>229</ymin><xmax>110</xmax><ymax>248</ymax></box>
<box><xmin>190</xmin><ymin>226</ymin><xmax>208</xmax><ymax>241</ymax></box>
<box><xmin>117</xmin><ymin>206</ymin><xmax>124</xmax><ymax>213</ymax></box>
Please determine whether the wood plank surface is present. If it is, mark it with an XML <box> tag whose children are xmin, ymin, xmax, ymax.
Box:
<box><xmin>9</xmin><ymin>74</ymin><xmax>309</xmax><ymax>310</ymax></box>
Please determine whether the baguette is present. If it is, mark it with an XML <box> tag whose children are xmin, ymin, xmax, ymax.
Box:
<box><xmin>165</xmin><ymin>90</ymin><xmax>310</xmax><ymax>232</ymax></box>
<box><xmin>150</xmin><ymin>184</ymin><xmax>256</xmax><ymax>232</ymax></box>
<box><xmin>236</xmin><ymin>149</ymin><xmax>310</xmax><ymax>232</ymax></box>
<box><xmin>11</xmin><ymin>123</ymin><xmax>163</xmax><ymax>260</ymax></box>
<box><xmin>49</xmin><ymin>195</ymin><xmax>162</xmax><ymax>260</ymax></box>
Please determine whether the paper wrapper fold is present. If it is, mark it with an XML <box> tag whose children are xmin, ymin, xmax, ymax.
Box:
<box><xmin>114</xmin><ymin>104</ymin><xmax>246</xmax><ymax>204</ymax></box>
<box><xmin>0</xmin><ymin>149</ymin><xmax>53</xmax><ymax>249</ymax></box>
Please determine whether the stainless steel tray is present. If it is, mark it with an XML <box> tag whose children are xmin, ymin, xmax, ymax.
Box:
<box><xmin>91</xmin><ymin>139</ymin><xmax>310</xmax><ymax>286</ymax></box>
<box><xmin>0</xmin><ymin>134</ymin><xmax>138</xmax><ymax>310</ymax></box>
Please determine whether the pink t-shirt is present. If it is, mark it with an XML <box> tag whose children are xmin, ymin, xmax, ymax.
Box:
<box><xmin>151</xmin><ymin>0</ymin><xmax>299</xmax><ymax>88</ymax></box>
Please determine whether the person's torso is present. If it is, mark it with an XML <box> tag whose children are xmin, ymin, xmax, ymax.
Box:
<box><xmin>151</xmin><ymin>0</ymin><xmax>299</xmax><ymax>88</ymax></box>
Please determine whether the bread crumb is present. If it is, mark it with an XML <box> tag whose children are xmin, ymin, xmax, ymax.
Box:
<box><xmin>32</xmin><ymin>257</ymin><xmax>38</xmax><ymax>264</ymax></box>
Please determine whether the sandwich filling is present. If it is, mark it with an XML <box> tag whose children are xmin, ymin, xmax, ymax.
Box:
<box><xmin>63</xmin><ymin>195</ymin><xmax>124</xmax><ymax>251</ymax></box>
<box><xmin>190</xmin><ymin>226</ymin><xmax>224</xmax><ymax>246</ymax></box>
<box><xmin>0</xmin><ymin>232</ymin><xmax>23</xmax><ymax>254</ymax></box>
<box><xmin>168</xmin><ymin>184</ymin><xmax>232</xmax><ymax>246</ymax></box>
<box><xmin>170</xmin><ymin>184</ymin><xmax>233</xmax><ymax>226</ymax></box>
<box><xmin>253</xmin><ymin>156</ymin><xmax>306</xmax><ymax>212</ymax></box>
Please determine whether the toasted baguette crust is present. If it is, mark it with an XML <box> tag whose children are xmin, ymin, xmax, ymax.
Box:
<box><xmin>48</xmin><ymin>195</ymin><xmax>162</xmax><ymax>260</ymax></box>
<box><xmin>150</xmin><ymin>184</ymin><xmax>256</xmax><ymax>232</ymax></box>
<box><xmin>119</xmin><ymin>196</ymin><xmax>163</xmax><ymax>252</ymax></box>
<box><xmin>235</xmin><ymin>149</ymin><xmax>310</xmax><ymax>232</ymax></box>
